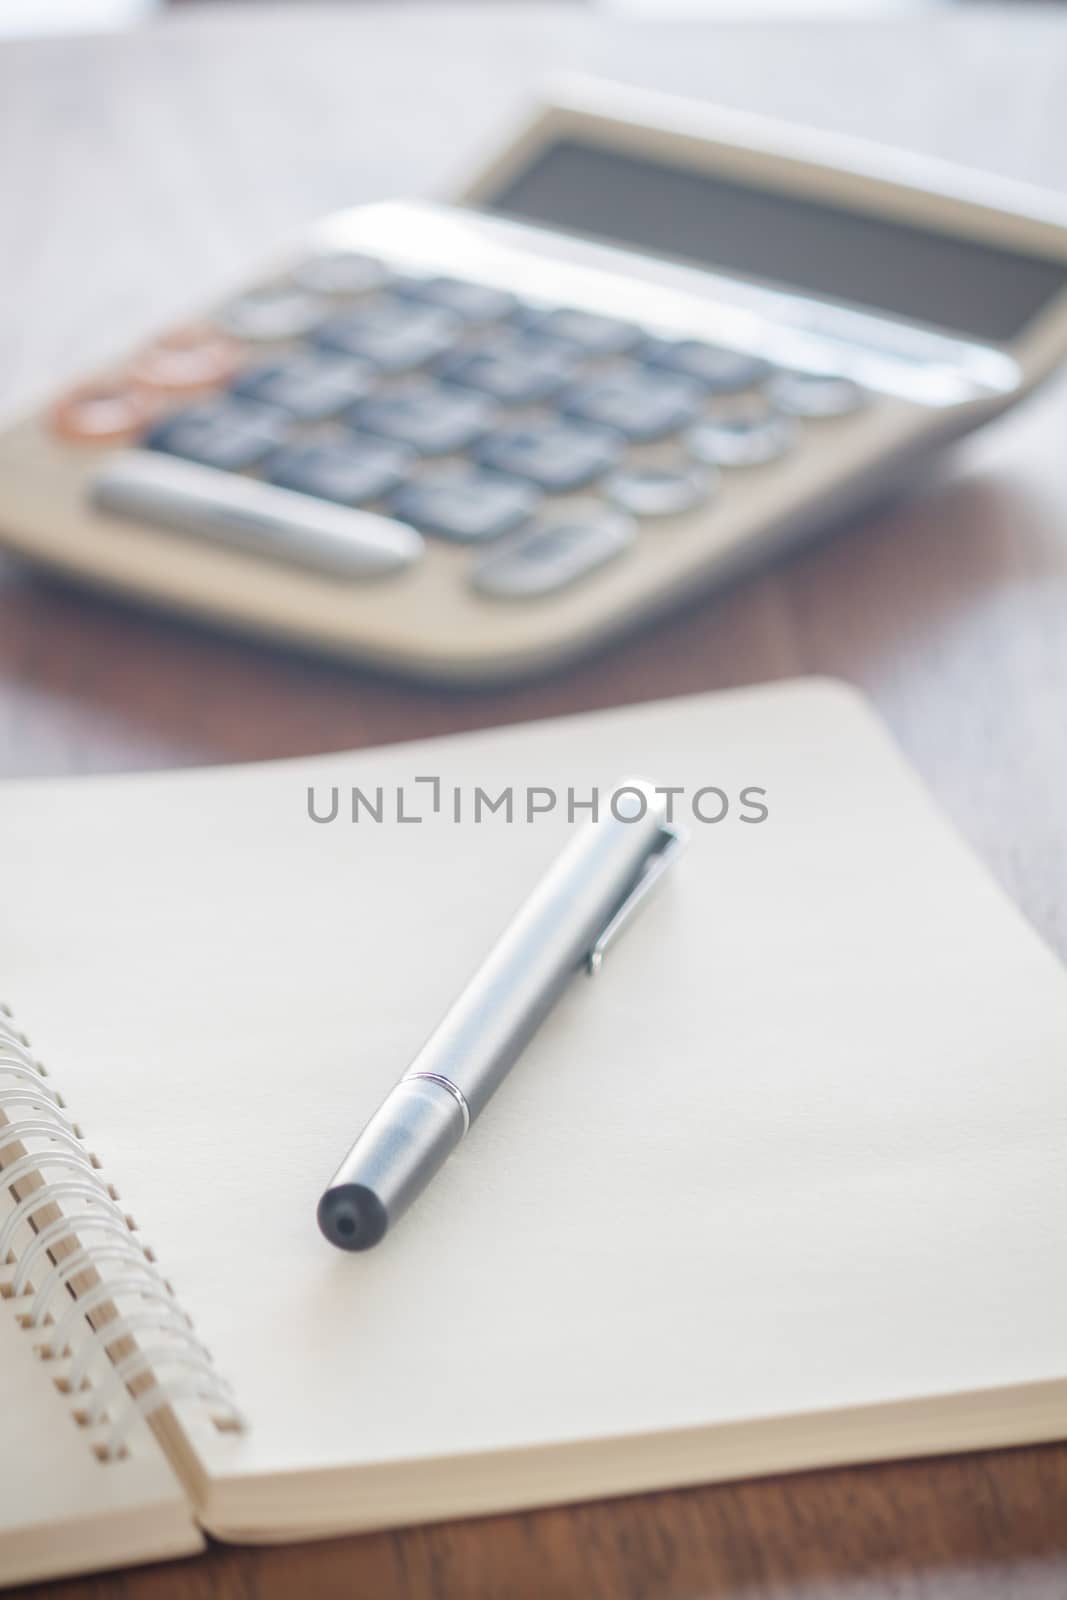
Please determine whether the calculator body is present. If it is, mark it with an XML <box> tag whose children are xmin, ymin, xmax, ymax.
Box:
<box><xmin>3</xmin><ymin>77</ymin><xmax>1067</xmax><ymax>683</ymax></box>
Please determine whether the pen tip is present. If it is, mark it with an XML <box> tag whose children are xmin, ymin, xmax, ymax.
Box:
<box><xmin>317</xmin><ymin>1184</ymin><xmax>388</xmax><ymax>1251</ymax></box>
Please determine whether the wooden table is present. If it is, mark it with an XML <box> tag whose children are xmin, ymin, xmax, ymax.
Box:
<box><xmin>4</xmin><ymin>5</ymin><xmax>1067</xmax><ymax>1595</ymax></box>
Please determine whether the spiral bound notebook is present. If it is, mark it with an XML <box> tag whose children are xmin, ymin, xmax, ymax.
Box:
<box><xmin>4</xmin><ymin>678</ymin><xmax>1067</xmax><ymax>1588</ymax></box>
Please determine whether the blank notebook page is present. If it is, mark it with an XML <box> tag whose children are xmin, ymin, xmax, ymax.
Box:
<box><xmin>3</xmin><ymin>680</ymin><xmax>1066</xmax><ymax>1530</ymax></box>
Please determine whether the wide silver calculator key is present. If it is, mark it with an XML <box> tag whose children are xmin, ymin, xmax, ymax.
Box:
<box><xmin>767</xmin><ymin>371</ymin><xmax>868</xmax><ymax>418</ymax></box>
<box><xmin>688</xmin><ymin>410</ymin><xmax>797</xmax><ymax>467</ymax></box>
<box><xmin>604</xmin><ymin>462</ymin><xmax>712</xmax><ymax>517</ymax></box>
<box><xmin>471</xmin><ymin>512</ymin><xmax>635</xmax><ymax>599</ymax></box>
<box><xmin>92</xmin><ymin>452</ymin><xmax>423</xmax><ymax>578</ymax></box>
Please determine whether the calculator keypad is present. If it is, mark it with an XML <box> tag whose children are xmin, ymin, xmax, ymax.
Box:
<box><xmin>517</xmin><ymin>306</ymin><xmax>642</xmax><ymax>356</ymax></box>
<box><xmin>219</xmin><ymin>285</ymin><xmax>330</xmax><ymax>343</ymax></box>
<box><xmin>641</xmin><ymin>337</ymin><xmax>771</xmax><ymax>394</ymax></box>
<box><xmin>267</xmin><ymin>437</ymin><xmax>413</xmax><ymax>506</ymax></box>
<box><xmin>472</xmin><ymin>513</ymin><xmax>636</xmax><ymax>599</ymax></box>
<box><xmin>81</xmin><ymin>248</ymin><xmax>874</xmax><ymax>597</ymax></box>
<box><xmin>439</xmin><ymin>332</ymin><xmax>581</xmax><ymax>405</ymax></box>
<box><xmin>314</xmin><ymin>298</ymin><xmax>460</xmax><ymax>371</ymax></box>
<box><xmin>688</xmin><ymin>408</ymin><xmax>797</xmax><ymax>468</ymax></box>
<box><xmin>604</xmin><ymin>463</ymin><xmax>712</xmax><ymax>518</ymax></box>
<box><xmin>353</xmin><ymin>381</ymin><xmax>497</xmax><ymax>456</ymax></box>
<box><xmin>393</xmin><ymin>275</ymin><xmax>517</xmax><ymax>325</ymax></box>
<box><xmin>232</xmin><ymin>352</ymin><xmax>376</xmax><ymax>421</ymax></box>
<box><xmin>144</xmin><ymin>396</ymin><xmax>289</xmax><ymax>472</ymax></box>
<box><xmin>767</xmin><ymin>371</ymin><xmax>867</xmax><ymax>418</ymax></box>
<box><xmin>472</xmin><ymin>423</ymin><xmax>621</xmax><ymax>493</ymax></box>
<box><xmin>290</xmin><ymin>252</ymin><xmax>389</xmax><ymax>296</ymax></box>
<box><xmin>391</xmin><ymin>470</ymin><xmax>539</xmax><ymax>544</ymax></box>
<box><xmin>130</xmin><ymin>325</ymin><xmax>241</xmax><ymax>392</ymax></box>
<box><xmin>52</xmin><ymin>380</ymin><xmax>162</xmax><ymax>445</ymax></box>
<box><xmin>559</xmin><ymin>370</ymin><xmax>705</xmax><ymax>441</ymax></box>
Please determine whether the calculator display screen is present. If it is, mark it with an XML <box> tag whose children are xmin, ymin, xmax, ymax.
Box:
<box><xmin>484</xmin><ymin>137</ymin><xmax>1067</xmax><ymax>343</ymax></box>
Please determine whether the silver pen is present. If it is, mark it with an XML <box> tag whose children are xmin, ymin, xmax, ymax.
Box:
<box><xmin>317</xmin><ymin>778</ymin><xmax>685</xmax><ymax>1250</ymax></box>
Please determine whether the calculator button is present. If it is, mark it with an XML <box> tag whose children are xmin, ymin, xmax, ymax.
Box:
<box><xmin>559</xmin><ymin>369</ymin><xmax>703</xmax><ymax>441</ymax></box>
<box><xmin>687</xmin><ymin>408</ymin><xmax>797</xmax><ymax>468</ymax></box>
<box><xmin>391</xmin><ymin>470</ymin><xmax>539</xmax><ymax>544</ymax></box>
<box><xmin>353</xmin><ymin>381</ymin><xmax>496</xmax><ymax>455</ymax></box>
<box><xmin>438</xmin><ymin>333</ymin><xmax>580</xmax><ymax>405</ymax></box>
<box><xmin>393</xmin><ymin>276</ymin><xmax>516</xmax><ymax>325</ymax></box>
<box><xmin>219</xmin><ymin>285</ymin><xmax>329</xmax><ymax>342</ymax></box>
<box><xmin>472</xmin><ymin>423</ymin><xmax>621</xmax><ymax>493</ymax></box>
<box><xmin>93</xmin><ymin>452</ymin><xmax>422</xmax><ymax>579</ymax></box>
<box><xmin>471</xmin><ymin>512</ymin><xmax>635</xmax><ymax>599</ymax></box>
<box><xmin>145</xmin><ymin>397</ymin><xmax>290</xmax><ymax>471</ymax></box>
<box><xmin>604</xmin><ymin>462</ymin><xmax>712</xmax><ymax>517</ymax></box>
<box><xmin>267</xmin><ymin>437</ymin><xmax>412</xmax><ymax>505</ymax></box>
<box><xmin>314</xmin><ymin>298</ymin><xmax>460</xmax><ymax>372</ymax></box>
<box><xmin>641</xmin><ymin>338</ymin><xmax>770</xmax><ymax>394</ymax></box>
<box><xmin>50</xmin><ymin>379</ymin><xmax>161</xmax><ymax>445</ymax></box>
<box><xmin>290</xmin><ymin>252</ymin><xmax>389</xmax><ymax>296</ymax></box>
<box><xmin>232</xmin><ymin>353</ymin><xmax>376</xmax><ymax>421</ymax></box>
<box><xmin>131</xmin><ymin>325</ymin><xmax>241</xmax><ymax>392</ymax></box>
<box><xmin>767</xmin><ymin>371</ymin><xmax>867</xmax><ymax>418</ymax></box>
<box><xmin>517</xmin><ymin>306</ymin><xmax>641</xmax><ymax>356</ymax></box>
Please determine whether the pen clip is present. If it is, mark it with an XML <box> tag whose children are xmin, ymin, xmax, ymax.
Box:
<box><xmin>586</xmin><ymin>825</ymin><xmax>687</xmax><ymax>976</ymax></box>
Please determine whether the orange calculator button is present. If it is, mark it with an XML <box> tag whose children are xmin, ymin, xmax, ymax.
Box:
<box><xmin>131</xmin><ymin>324</ymin><xmax>240</xmax><ymax>392</ymax></box>
<box><xmin>50</xmin><ymin>379</ymin><xmax>161</xmax><ymax>445</ymax></box>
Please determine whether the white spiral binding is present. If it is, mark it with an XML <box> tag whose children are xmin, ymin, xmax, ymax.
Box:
<box><xmin>0</xmin><ymin>1003</ymin><xmax>243</xmax><ymax>1460</ymax></box>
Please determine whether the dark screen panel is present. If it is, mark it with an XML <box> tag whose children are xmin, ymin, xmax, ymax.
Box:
<box><xmin>485</xmin><ymin>138</ymin><xmax>1067</xmax><ymax>343</ymax></box>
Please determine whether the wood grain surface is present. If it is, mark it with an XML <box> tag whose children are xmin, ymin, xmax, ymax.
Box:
<box><xmin>4</xmin><ymin>6</ymin><xmax>1067</xmax><ymax>1596</ymax></box>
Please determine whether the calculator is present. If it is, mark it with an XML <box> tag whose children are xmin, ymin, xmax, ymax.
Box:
<box><xmin>3</xmin><ymin>76</ymin><xmax>1067</xmax><ymax>683</ymax></box>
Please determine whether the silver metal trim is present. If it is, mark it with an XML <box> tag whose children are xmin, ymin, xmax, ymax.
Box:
<box><xmin>587</xmin><ymin>824</ymin><xmax>688</xmax><ymax>975</ymax></box>
<box><xmin>402</xmin><ymin>1071</ymin><xmax>472</xmax><ymax>1135</ymax></box>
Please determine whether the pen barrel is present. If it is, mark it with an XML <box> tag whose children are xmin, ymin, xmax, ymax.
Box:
<box><xmin>405</xmin><ymin>782</ymin><xmax>668</xmax><ymax>1123</ymax></box>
